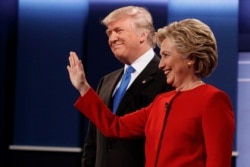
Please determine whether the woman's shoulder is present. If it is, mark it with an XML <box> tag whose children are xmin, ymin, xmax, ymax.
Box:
<box><xmin>197</xmin><ymin>84</ymin><xmax>231</xmax><ymax>101</ymax></box>
<box><xmin>202</xmin><ymin>84</ymin><xmax>227</xmax><ymax>94</ymax></box>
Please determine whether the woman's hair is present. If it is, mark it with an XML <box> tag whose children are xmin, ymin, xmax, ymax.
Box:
<box><xmin>155</xmin><ymin>18</ymin><xmax>218</xmax><ymax>77</ymax></box>
<box><xmin>101</xmin><ymin>6</ymin><xmax>155</xmax><ymax>47</ymax></box>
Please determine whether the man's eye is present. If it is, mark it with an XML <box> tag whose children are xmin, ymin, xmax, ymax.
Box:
<box><xmin>106</xmin><ymin>32</ymin><xmax>111</xmax><ymax>37</ymax></box>
<box><xmin>116</xmin><ymin>29</ymin><xmax>123</xmax><ymax>33</ymax></box>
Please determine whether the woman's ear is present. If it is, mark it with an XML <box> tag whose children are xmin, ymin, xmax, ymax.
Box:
<box><xmin>187</xmin><ymin>54</ymin><xmax>196</xmax><ymax>66</ymax></box>
<box><xmin>188</xmin><ymin>54</ymin><xmax>196</xmax><ymax>62</ymax></box>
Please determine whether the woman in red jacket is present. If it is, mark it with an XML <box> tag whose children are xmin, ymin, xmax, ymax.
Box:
<box><xmin>67</xmin><ymin>18</ymin><xmax>235</xmax><ymax>167</ymax></box>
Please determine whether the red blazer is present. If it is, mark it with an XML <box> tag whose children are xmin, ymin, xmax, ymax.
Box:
<box><xmin>74</xmin><ymin>84</ymin><xmax>235</xmax><ymax>167</ymax></box>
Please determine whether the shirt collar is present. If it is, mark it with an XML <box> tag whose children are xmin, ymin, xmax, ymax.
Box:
<box><xmin>124</xmin><ymin>48</ymin><xmax>155</xmax><ymax>73</ymax></box>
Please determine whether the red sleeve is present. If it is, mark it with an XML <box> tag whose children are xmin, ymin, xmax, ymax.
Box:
<box><xmin>74</xmin><ymin>88</ymin><xmax>148</xmax><ymax>138</ymax></box>
<box><xmin>202</xmin><ymin>90</ymin><xmax>235</xmax><ymax>167</ymax></box>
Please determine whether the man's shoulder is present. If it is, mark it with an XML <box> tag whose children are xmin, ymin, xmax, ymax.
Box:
<box><xmin>103</xmin><ymin>68</ymin><xmax>123</xmax><ymax>78</ymax></box>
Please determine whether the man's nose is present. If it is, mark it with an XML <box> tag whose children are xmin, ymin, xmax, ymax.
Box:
<box><xmin>109</xmin><ymin>32</ymin><xmax>118</xmax><ymax>42</ymax></box>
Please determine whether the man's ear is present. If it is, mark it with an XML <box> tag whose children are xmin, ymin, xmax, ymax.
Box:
<box><xmin>139</xmin><ymin>31</ymin><xmax>148</xmax><ymax>43</ymax></box>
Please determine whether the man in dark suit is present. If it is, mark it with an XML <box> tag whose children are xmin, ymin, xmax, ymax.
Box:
<box><xmin>81</xmin><ymin>6</ymin><xmax>173</xmax><ymax>167</ymax></box>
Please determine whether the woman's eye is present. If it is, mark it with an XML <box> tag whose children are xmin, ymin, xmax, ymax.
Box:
<box><xmin>161</xmin><ymin>53</ymin><xmax>169</xmax><ymax>58</ymax></box>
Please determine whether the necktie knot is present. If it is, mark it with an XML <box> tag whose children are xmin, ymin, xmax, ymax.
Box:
<box><xmin>126</xmin><ymin>65</ymin><xmax>135</xmax><ymax>74</ymax></box>
<box><xmin>113</xmin><ymin>65</ymin><xmax>135</xmax><ymax>113</ymax></box>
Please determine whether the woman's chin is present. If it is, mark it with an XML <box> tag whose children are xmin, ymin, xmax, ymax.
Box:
<box><xmin>166</xmin><ymin>79</ymin><xmax>173</xmax><ymax>86</ymax></box>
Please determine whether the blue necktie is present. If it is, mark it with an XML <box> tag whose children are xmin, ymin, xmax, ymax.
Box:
<box><xmin>113</xmin><ymin>66</ymin><xmax>135</xmax><ymax>113</ymax></box>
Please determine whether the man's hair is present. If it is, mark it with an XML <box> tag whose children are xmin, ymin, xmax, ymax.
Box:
<box><xmin>102</xmin><ymin>6</ymin><xmax>155</xmax><ymax>47</ymax></box>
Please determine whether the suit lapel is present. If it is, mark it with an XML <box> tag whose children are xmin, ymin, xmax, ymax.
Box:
<box><xmin>98</xmin><ymin>68</ymin><xmax>123</xmax><ymax>107</ymax></box>
<box><xmin>128</xmin><ymin>55</ymin><xmax>160</xmax><ymax>93</ymax></box>
<box><xmin>115</xmin><ymin>55</ymin><xmax>160</xmax><ymax>115</ymax></box>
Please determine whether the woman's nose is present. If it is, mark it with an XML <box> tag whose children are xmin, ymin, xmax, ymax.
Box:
<box><xmin>158</xmin><ymin>58</ymin><xmax>164</xmax><ymax>69</ymax></box>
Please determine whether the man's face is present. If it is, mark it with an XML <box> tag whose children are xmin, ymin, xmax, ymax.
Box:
<box><xmin>106</xmin><ymin>17</ymin><xmax>143</xmax><ymax>64</ymax></box>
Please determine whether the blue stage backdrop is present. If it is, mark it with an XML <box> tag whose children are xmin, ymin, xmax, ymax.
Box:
<box><xmin>12</xmin><ymin>0</ymin><xmax>168</xmax><ymax>148</ymax></box>
<box><xmin>13</xmin><ymin>0</ymin><xmax>89</xmax><ymax>147</ymax></box>
<box><xmin>237</xmin><ymin>0</ymin><xmax>250</xmax><ymax>166</ymax></box>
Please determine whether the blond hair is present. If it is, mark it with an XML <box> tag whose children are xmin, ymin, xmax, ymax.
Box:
<box><xmin>155</xmin><ymin>18</ymin><xmax>218</xmax><ymax>77</ymax></box>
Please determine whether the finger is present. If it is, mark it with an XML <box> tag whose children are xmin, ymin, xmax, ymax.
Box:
<box><xmin>69</xmin><ymin>51</ymin><xmax>78</xmax><ymax>67</ymax></box>
<box><xmin>66</xmin><ymin>65</ymin><xmax>71</xmax><ymax>72</ymax></box>
<box><xmin>67</xmin><ymin>64</ymin><xmax>73</xmax><ymax>70</ymax></box>
<box><xmin>68</xmin><ymin>54</ymin><xmax>74</xmax><ymax>67</ymax></box>
<box><xmin>71</xmin><ymin>51</ymin><xmax>79</xmax><ymax>62</ymax></box>
<box><xmin>78</xmin><ymin>60</ymin><xmax>84</xmax><ymax>70</ymax></box>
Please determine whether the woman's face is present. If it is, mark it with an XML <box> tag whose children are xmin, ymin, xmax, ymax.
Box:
<box><xmin>158</xmin><ymin>38</ymin><xmax>193</xmax><ymax>88</ymax></box>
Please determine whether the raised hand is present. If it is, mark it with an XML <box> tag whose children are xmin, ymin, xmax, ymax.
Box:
<box><xmin>67</xmin><ymin>51</ymin><xmax>90</xmax><ymax>96</ymax></box>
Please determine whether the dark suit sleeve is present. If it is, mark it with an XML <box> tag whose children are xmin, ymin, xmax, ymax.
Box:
<box><xmin>81</xmin><ymin>121</ymin><xmax>97</xmax><ymax>167</ymax></box>
<box><xmin>81</xmin><ymin>77</ymin><xmax>106</xmax><ymax>167</ymax></box>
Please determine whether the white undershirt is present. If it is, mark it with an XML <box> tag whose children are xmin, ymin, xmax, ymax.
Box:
<box><xmin>113</xmin><ymin>48</ymin><xmax>155</xmax><ymax>94</ymax></box>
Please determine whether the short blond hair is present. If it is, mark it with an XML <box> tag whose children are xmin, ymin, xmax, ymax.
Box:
<box><xmin>102</xmin><ymin>6</ymin><xmax>155</xmax><ymax>47</ymax></box>
<box><xmin>155</xmin><ymin>18</ymin><xmax>218</xmax><ymax>77</ymax></box>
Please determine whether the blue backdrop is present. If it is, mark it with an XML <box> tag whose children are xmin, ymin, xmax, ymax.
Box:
<box><xmin>13</xmin><ymin>0</ymin><xmax>89</xmax><ymax>147</ymax></box>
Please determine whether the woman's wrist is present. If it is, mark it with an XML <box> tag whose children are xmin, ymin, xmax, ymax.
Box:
<box><xmin>79</xmin><ymin>83</ymin><xmax>90</xmax><ymax>96</ymax></box>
